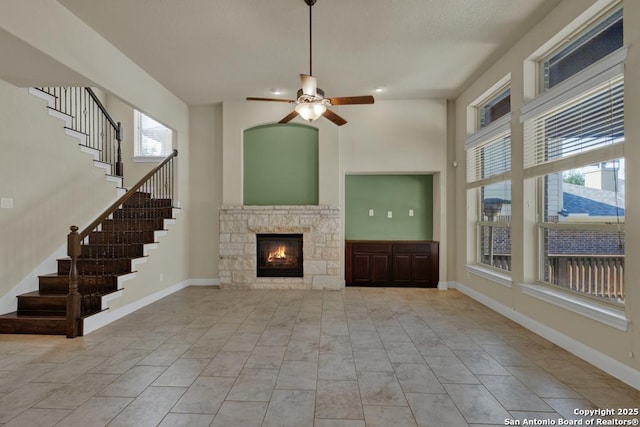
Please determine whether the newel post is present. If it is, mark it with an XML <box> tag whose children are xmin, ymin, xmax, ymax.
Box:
<box><xmin>67</xmin><ymin>226</ymin><xmax>81</xmax><ymax>338</ymax></box>
<box><xmin>115</xmin><ymin>121</ymin><xmax>124</xmax><ymax>178</ymax></box>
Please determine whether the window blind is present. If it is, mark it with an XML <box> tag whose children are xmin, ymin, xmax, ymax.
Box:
<box><xmin>466</xmin><ymin>114</ymin><xmax>511</xmax><ymax>189</ymax></box>
<box><xmin>521</xmin><ymin>48</ymin><xmax>626</xmax><ymax>178</ymax></box>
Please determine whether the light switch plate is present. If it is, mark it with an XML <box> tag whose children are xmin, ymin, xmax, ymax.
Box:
<box><xmin>1</xmin><ymin>198</ymin><xmax>13</xmax><ymax>209</ymax></box>
<box><xmin>387</xmin><ymin>211</ymin><xmax>392</xmax><ymax>218</ymax></box>
<box><xmin>409</xmin><ymin>209</ymin><xmax>414</xmax><ymax>217</ymax></box>
<box><xmin>369</xmin><ymin>209</ymin><xmax>374</xmax><ymax>217</ymax></box>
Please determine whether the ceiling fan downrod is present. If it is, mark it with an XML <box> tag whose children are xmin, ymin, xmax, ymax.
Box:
<box><xmin>305</xmin><ymin>0</ymin><xmax>316</xmax><ymax>76</ymax></box>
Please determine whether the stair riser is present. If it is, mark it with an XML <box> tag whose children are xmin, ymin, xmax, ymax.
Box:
<box><xmin>89</xmin><ymin>231</ymin><xmax>156</xmax><ymax>244</ymax></box>
<box><xmin>114</xmin><ymin>207</ymin><xmax>173</xmax><ymax>219</ymax></box>
<box><xmin>130</xmin><ymin>192</ymin><xmax>152</xmax><ymax>199</ymax></box>
<box><xmin>81</xmin><ymin>244</ymin><xmax>144</xmax><ymax>258</ymax></box>
<box><xmin>101</xmin><ymin>219</ymin><xmax>164</xmax><ymax>231</ymax></box>
<box><xmin>123</xmin><ymin>199</ymin><xmax>172</xmax><ymax>208</ymax></box>
<box><xmin>0</xmin><ymin>318</ymin><xmax>66</xmax><ymax>335</ymax></box>
<box><xmin>18</xmin><ymin>296</ymin><xmax>66</xmax><ymax>313</ymax></box>
<box><xmin>39</xmin><ymin>276</ymin><xmax>118</xmax><ymax>294</ymax></box>
<box><xmin>58</xmin><ymin>259</ymin><xmax>132</xmax><ymax>275</ymax></box>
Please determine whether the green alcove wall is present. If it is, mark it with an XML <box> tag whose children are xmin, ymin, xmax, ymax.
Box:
<box><xmin>345</xmin><ymin>175</ymin><xmax>434</xmax><ymax>240</ymax></box>
<box><xmin>243</xmin><ymin>124</ymin><xmax>319</xmax><ymax>205</ymax></box>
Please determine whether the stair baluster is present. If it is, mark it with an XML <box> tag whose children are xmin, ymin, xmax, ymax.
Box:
<box><xmin>35</xmin><ymin>87</ymin><xmax>123</xmax><ymax>179</ymax></box>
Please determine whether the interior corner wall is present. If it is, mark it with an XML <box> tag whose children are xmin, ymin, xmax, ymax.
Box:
<box><xmin>453</xmin><ymin>0</ymin><xmax>640</xmax><ymax>375</ymax></box>
<box><xmin>189</xmin><ymin>104</ymin><xmax>223</xmax><ymax>280</ymax></box>
<box><xmin>0</xmin><ymin>0</ymin><xmax>191</xmax><ymax>310</ymax></box>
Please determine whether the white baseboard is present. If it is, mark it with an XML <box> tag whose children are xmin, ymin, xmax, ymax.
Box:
<box><xmin>83</xmin><ymin>279</ymin><xmax>191</xmax><ymax>334</ymax></box>
<box><xmin>188</xmin><ymin>278</ymin><xmax>221</xmax><ymax>287</ymax></box>
<box><xmin>82</xmin><ymin>278</ymin><xmax>220</xmax><ymax>334</ymax></box>
<box><xmin>438</xmin><ymin>281</ymin><xmax>453</xmax><ymax>290</ymax></box>
<box><xmin>453</xmin><ymin>281</ymin><xmax>640</xmax><ymax>390</ymax></box>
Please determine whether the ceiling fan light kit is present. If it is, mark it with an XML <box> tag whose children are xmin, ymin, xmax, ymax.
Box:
<box><xmin>246</xmin><ymin>0</ymin><xmax>374</xmax><ymax>126</ymax></box>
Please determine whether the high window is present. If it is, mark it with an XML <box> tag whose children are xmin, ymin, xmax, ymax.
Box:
<box><xmin>542</xmin><ymin>8</ymin><xmax>622</xmax><ymax>90</ymax></box>
<box><xmin>479</xmin><ymin>87</ymin><xmax>511</xmax><ymax>129</ymax></box>
<box><xmin>522</xmin><ymin>7</ymin><xmax>625</xmax><ymax>303</ymax></box>
<box><xmin>467</xmin><ymin>85</ymin><xmax>512</xmax><ymax>272</ymax></box>
<box><xmin>134</xmin><ymin>110</ymin><xmax>173</xmax><ymax>158</ymax></box>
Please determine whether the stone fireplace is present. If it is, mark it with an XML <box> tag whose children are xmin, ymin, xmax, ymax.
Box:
<box><xmin>219</xmin><ymin>205</ymin><xmax>342</xmax><ymax>290</ymax></box>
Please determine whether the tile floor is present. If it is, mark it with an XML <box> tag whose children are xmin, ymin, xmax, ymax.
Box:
<box><xmin>0</xmin><ymin>287</ymin><xmax>638</xmax><ymax>426</ymax></box>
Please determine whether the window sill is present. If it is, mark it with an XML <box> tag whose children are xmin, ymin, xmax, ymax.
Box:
<box><xmin>465</xmin><ymin>264</ymin><xmax>512</xmax><ymax>288</ymax></box>
<box><xmin>520</xmin><ymin>283</ymin><xmax>628</xmax><ymax>331</ymax></box>
<box><xmin>132</xmin><ymin>156</ymin><xmax>165</xmax><ymax>163</ymax></box>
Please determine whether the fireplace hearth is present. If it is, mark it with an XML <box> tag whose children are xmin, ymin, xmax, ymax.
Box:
<box><xmin>256</xmin><ymin>233</ymin><xmax>303</xmax><ymax>277</ymax></box>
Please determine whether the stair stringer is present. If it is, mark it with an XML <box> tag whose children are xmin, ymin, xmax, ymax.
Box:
<box><xmin>28</xmin><ymin>88</ymin><xmax>123</xmax><ymax>188</ymax></box>
<box><xmin>82</xmin><ymin>210</ymin><xmax>181</xmax><ymax>334</ymax></box>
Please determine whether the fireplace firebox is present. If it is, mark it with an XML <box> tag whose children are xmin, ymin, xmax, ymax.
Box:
<box><xmin>256</xmin><ymin>234</ymin><xmax>303</xmax><ymax>277</ymax></box>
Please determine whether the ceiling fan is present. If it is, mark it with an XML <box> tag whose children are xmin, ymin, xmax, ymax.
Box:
<box><xmin>246</xmin><ymin>0</ymin><xmax>374</xmax><ymax>126</ymax></box>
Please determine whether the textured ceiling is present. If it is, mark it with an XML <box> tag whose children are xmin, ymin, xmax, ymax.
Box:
<box><xmin>56</xmin><ymin>0</ymin><xmax>560</xmax><ymax>105</ymax></box>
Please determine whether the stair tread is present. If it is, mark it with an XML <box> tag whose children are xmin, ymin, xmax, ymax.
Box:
<box><xmin>57</xmin><ymin>256</ymin><xmax>147</xmax><ymax>261</ymax></box>
<box><xmin>0</xmin><ymin>311</ymin><xmax>66</xmax><ymax>321</ymax></box>
<box><xmin>39</xmin><ymin>272</ymin><xmax>131</xmax><ymax>277</ymax></box>
<box><xmin>66</xmin><ymin>127</ymin><xmax>89</xmax><ymax>137</ymax></box>
<box><xmin>18</xmin><ymin>291</ymin><xmax>67</xmax><ymax>298</ymax></box>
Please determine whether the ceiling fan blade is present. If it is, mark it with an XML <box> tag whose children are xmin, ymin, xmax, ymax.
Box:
<box><xmin>322</xmin><ymin>109</ymin><xmax>347</xmax><ymax>126</ymax></box>
<box><xmin>247</xmin><ymin>97</ymin><xmax>295</xmax><ymax>103</ymax></box>
<box><xmin>328</xmin><ymin>95</ymin><xmax>375</xmax><ymax>105</ymax></box>
<box><xmin>278</xmin><ymin>110</ymin><xmax>299</xmax><ymax>124</ymax></box>
<box><xmin>300</xmin><ymin>74</ymin><xmax>318</xmax><ymax>96</ymax></box>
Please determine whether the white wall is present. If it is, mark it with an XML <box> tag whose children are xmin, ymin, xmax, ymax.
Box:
<box><xmin>452</xmin><ymin>0</ymin><xmax>640</xmax><ymax>379</ymax></box>
<box><xmin>0</xmin><ymin>81</ymin><xmax>121</xmax><ymax>313</ymax></box>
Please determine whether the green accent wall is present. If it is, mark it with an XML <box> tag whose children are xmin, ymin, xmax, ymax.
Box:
<box><xmin>345</xmin><ymin>175</ymin><xmax>433</xmax><ymax>240</ymax></box>
<box><xmin>243</xmin><ymin>124</ymin><xmax>319</xmax><ymax>205</ymax></box>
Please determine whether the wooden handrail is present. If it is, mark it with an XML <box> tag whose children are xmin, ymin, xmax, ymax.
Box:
<box><xmin>77</xmin><ymin>149</ymin><xmax>177</xmax><ymax>240</ymax></box>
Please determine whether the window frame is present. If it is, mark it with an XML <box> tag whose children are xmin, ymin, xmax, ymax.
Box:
<box><xmin>466</xmin><ymin>83</ymin><xmax>512</xmax><ymax>276</ymax></box>
<box><xmin>521</xmin><ymin>7</ymin><xmax>626</xmax><ymax>304</ymax></box>
<box><xmin>133</xmin><ymin>109</ymin><xmax>174</xmax><ymax>161</ymax></box>
<box><xmin>540</xmin><ymin>6</ymin><xmax>623</xmax><ymax>92</ymax></box>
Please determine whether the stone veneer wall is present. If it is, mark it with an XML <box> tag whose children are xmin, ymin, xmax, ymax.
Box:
<box><xmin>219</xmin><ymin>206</ymin><xmax>342</xmax><ymax>290</ymax></box>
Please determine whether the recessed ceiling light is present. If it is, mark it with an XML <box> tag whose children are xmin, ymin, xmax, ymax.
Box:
<box><xmin>374</xmin><ymin>87</ymin><xmax>384</xmax><ymax>93</ymax></box>
<box><xmin>271</xmin><ymin>88</ymin><xmax>282</xmax><ymax>95</ymax></box>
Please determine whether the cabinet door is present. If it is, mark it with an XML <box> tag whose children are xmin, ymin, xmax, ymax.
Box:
<box><xmin>371</xmin><ymin>254</ymin><xmax>391</xmax><ymax>283</ymax></box>
<box><xmin>393</xmin><ymin>254</ymin><xmax>412</xmax><ymax>284</ymax></box>
<box><xmin>352</xmin><ymin>254</ymin><xmax>371</xmax><ymax>283</ymax></box>
<box><xmin>411</xmin><ymin>254</ymin><xmax>431</xmax><ymax>285</ymax></box>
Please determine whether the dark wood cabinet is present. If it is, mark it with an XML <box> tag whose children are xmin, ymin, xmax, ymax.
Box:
<box><xmin>346</xmin><ymin>240</ymin><xmax>439</xmax><ymax>287</ymax></box>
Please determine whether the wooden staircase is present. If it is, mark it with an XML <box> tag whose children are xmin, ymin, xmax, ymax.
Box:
<box><xmin>0</xmin><ymin>192</ymin><xmax>175</xmax><ymax>335</ymax></box>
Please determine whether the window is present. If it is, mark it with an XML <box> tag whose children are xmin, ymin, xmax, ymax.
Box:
<box><xmin>467</xmin><ymin>85</ymin><xmax>512</xmax><ymax>273</ymax></box>
<box><xmin>479</xmin><ymin>87</ymin><xmax>511</xmax><ymax>128</ymax></box>
<box><xmin>542</xmin><ymin>8</ymin><xmax>622</xmax><ymax>90</ymax></box>
<box><xmin>522</xmin><ymin>8</ymin><xmax>625</xmax><ymax>303</ymax></box>
<box><xmin>134</xmin><ymin>110</ymin><xmax>173</xmax><ymax>158</ymax></box>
